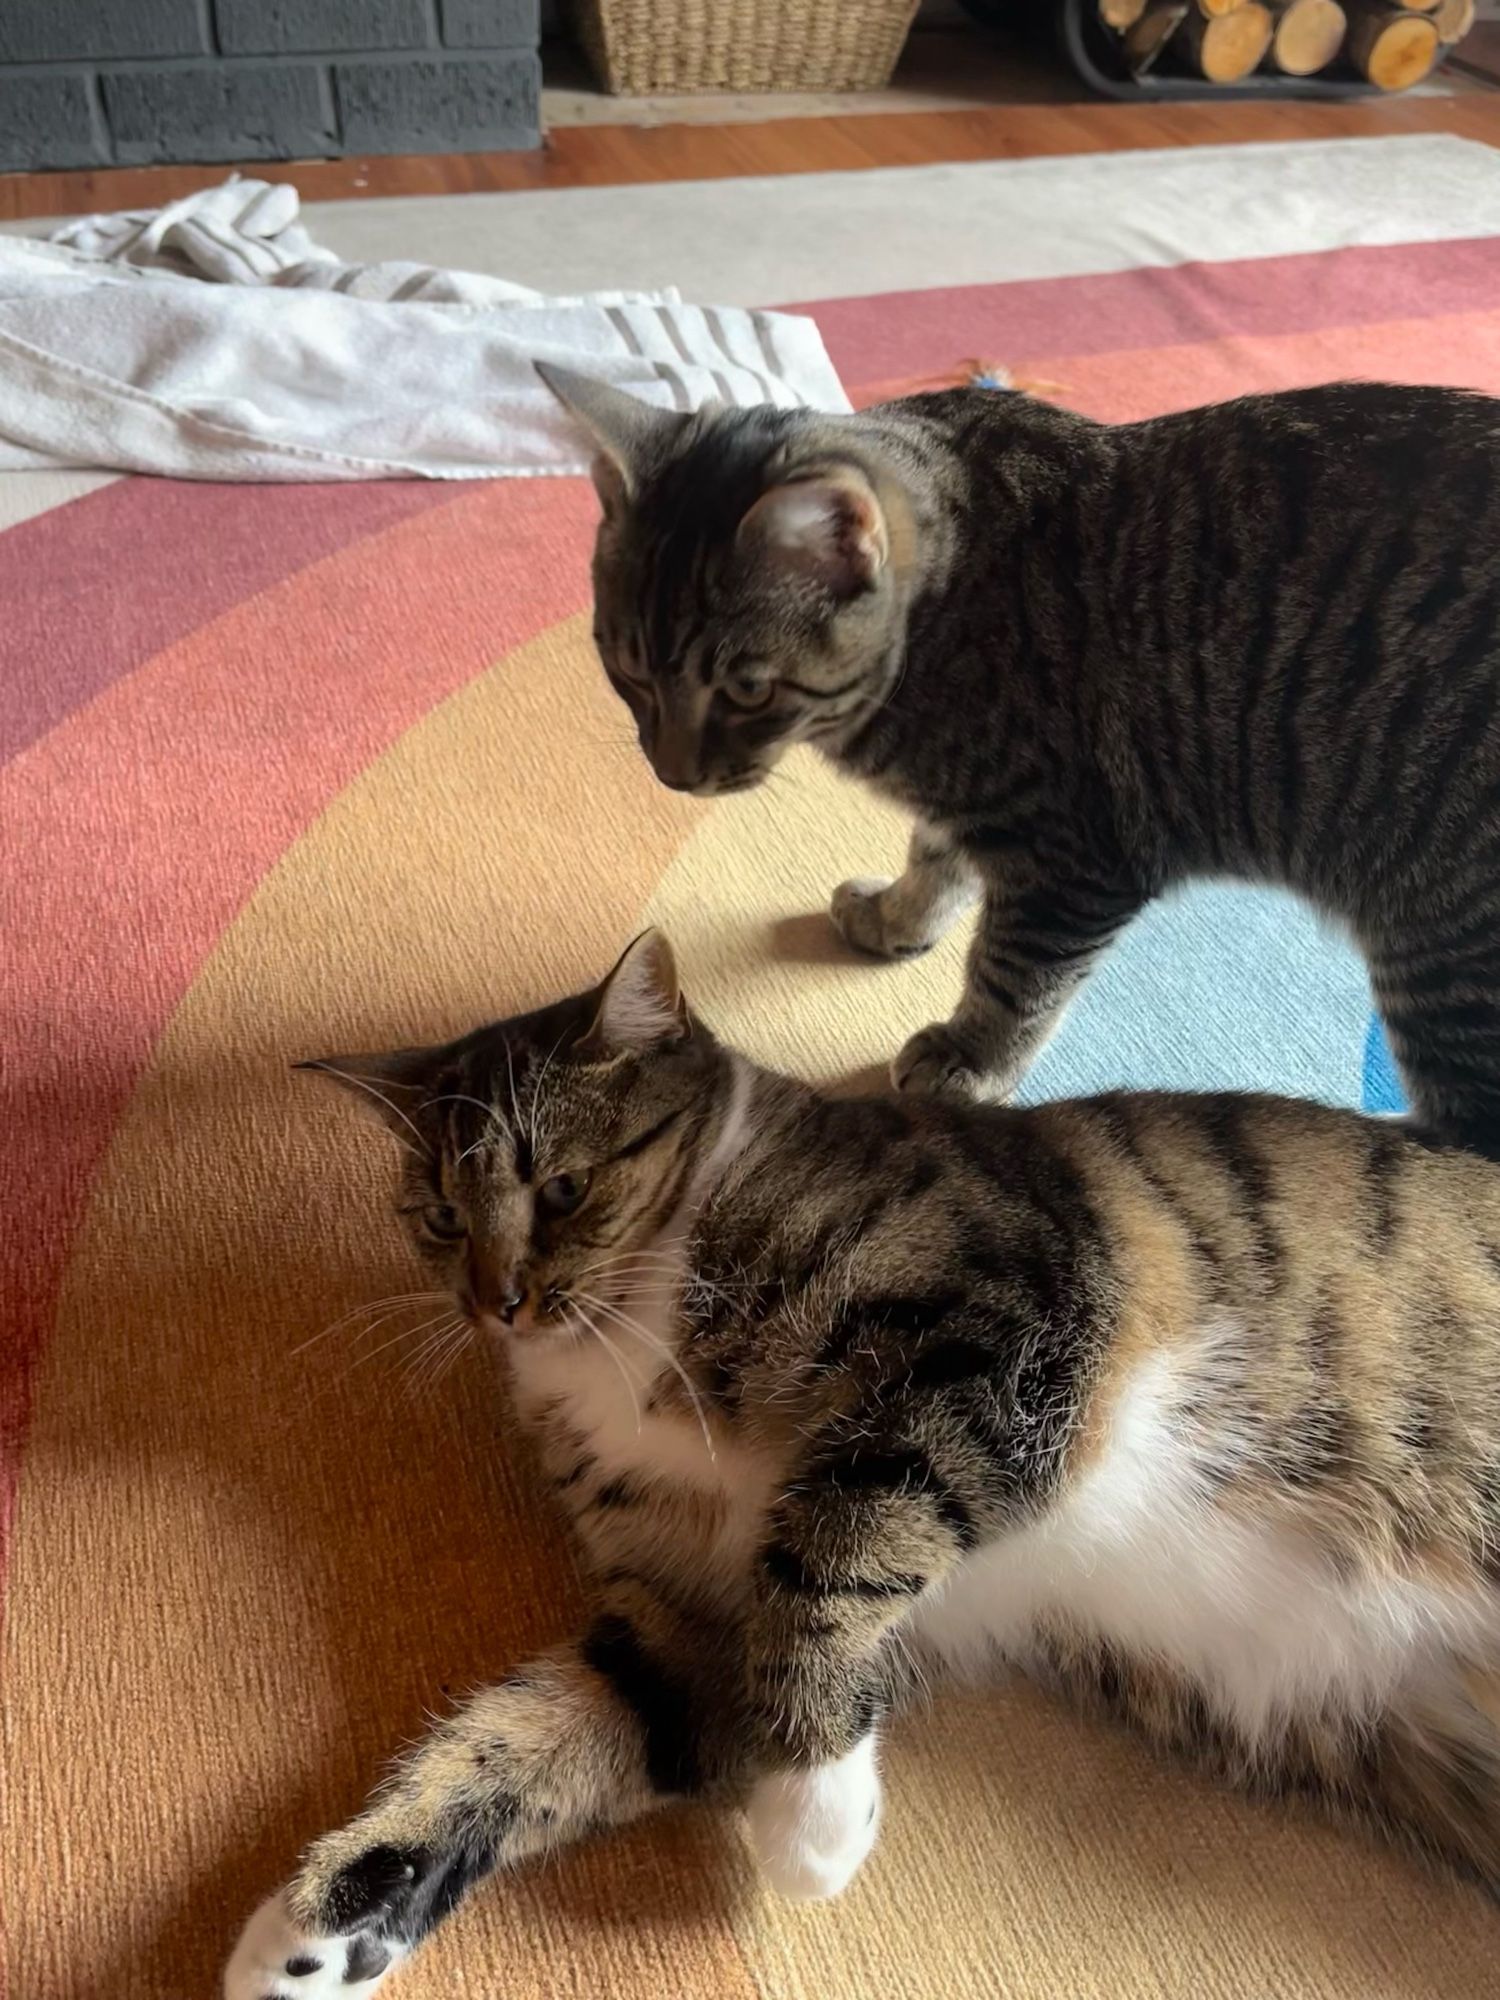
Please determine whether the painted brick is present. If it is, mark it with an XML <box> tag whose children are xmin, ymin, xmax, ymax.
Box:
<box><xmin>440</xmin><ymin>0</ymin><xmax>539</xmax><ymax>45</ymax></box>
<box><xmin>0</xmin><ymin>0</ymin><xmax>205</xmax><ymax>64</ymax></box>
<box><xmin>215</xmin><ymin>0</ymin><xmax>434</xmax><ymax>55</ymax></box>
<box><xmin>0</xmin><ymin>70</ymin><xmax>101</xmax><ymax>169</ymax></box>
<box><xmin>334</xmin><ymin>51</ymin><xmax>539</xmax><ymax>153</ymax></box>
<box><xmin>102</xmin><ymin>62</ymin><xmax>336</xmax><ymax>164</ymax></box>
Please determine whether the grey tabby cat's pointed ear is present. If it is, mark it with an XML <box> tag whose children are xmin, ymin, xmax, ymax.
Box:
<box><xmin>535</xmin><ymin>363</ymin><xmax>687</xmax><ymax>494</ymax></box>
<box><xmin>579</xmin><ymin>929</ymin><xmax>690</xmax><ymax>1056</ymax></box>
<box><xmin>295</xmin><ymin>1047</ymin><xmax>432</xmax><ymax>1133</ymax></box>
<box><xmin>737</xmin><ymin>468</ymin><xmax>888</xmax><ymax>600</ymax></box>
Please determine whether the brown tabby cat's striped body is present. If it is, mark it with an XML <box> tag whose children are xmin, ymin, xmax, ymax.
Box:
<box><xmin>543</xmin><ymin>369</ymin><xmax>1500</xmax><ymax>1155</ymax></box>
<box><xmin>228</xmin><ymin>939</ymin><xmax>1500</xmax><ymax>2000</ymax></box>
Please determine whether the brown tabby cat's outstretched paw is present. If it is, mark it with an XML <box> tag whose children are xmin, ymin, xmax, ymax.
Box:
<box><xmin>830</xmin><ymin>878</ymin><xmax>935</xmax><ymax>961</ymax></box>
<box><xmin>891</xmin><ymin>1025</ymin><xmax>983</xmax><ymax>1099</ymax></box>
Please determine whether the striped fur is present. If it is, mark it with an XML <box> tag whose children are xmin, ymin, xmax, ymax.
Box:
<box><xmin>560</xmin><ymin>374</ymin><xmax>1500</xmax><ymax>1155</ymax></box>
<box><xmin>229</xmin><ymin>938</ymin><xmax>1500</xmax><ymax>1996</ymax></box>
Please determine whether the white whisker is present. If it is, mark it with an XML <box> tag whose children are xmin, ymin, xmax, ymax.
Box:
<box><xmin>570</xmin><ymin>1287</ymin><xmax>716</xmax><ymax>1462</ymax></box>
<box><xmin>346</xmin><ymin>1306</ymin><xmax>459</xmax><ymax>1374</ymax></box>
<box><xmin>397</xmin><ymin>1317</ymin><xmax>468</xmax><ymax>1398</ymax></box>
<box><xmin>291</xmin><ymin>1289</ymin><xmax>448</xmax><ymax>1357</ymax></box>
<box><xmin>314</xmin><ymin>1067</ymin><xmax>431</xmax><ymax>1157</ymax></box>
<box><xmin>503</xmin><ymin>1036</ymin><xmax>521</xmax><ymax>1135</ymax></box>
<box><xmin>567</xmin><ymin>1302</ymin><xmax>645</xmax><ymax>1434</ymax></box>
<box><xmin>528</xmin><ymin>1025</ymin><xmax>571</xmax><ymax>1151</ymax></box>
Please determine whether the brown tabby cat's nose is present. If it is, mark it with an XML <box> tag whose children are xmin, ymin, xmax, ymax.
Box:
<box><xmin>497</xmin><ymin>1282</ymin><xmax>527</xmax><ymax>1326</ymax></box>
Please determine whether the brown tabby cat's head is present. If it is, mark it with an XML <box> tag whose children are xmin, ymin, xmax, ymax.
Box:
<box><xmin>540</xmin><ymin>366</ymin><xmax>906</xmax><ymax>796</ymax></box>
<box><xmin>303</xmin><ymin>933</ymin><xmax>729</xmax><ymax>1339</ymax></box>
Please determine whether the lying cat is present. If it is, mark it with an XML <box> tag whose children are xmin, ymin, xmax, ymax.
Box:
<box><xmin>541</xmin><ymin>367</ymin><xmax>1500</xmax><ymax>1156</ymax></box>
<box><xmin>228</xmin><ymin>933</ymin><xmax>1500</xmax><ymax>1998</ymax></box>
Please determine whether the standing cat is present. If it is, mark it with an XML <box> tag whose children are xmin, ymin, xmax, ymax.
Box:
<box><xmin>228</xmin><ymin>933</ymin><xmax>1500</xmax><ymax>1999</ymax></box>
<box><xmin>541</xmin><ymin>367</ymin><xmax>1500</xmax><ymax>1154</ymax></box>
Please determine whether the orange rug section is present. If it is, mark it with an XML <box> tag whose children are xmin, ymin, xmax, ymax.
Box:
<box><xmin>8</xmin><ymin>230</ymin><xmax>1500</xmax><ymax>1999</ymax></box>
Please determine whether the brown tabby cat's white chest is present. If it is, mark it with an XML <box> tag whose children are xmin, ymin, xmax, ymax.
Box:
<box><xmin>506</xmin><ymin>1305</ymin><xmax>783</xmax><ymax>1572</ymax></box>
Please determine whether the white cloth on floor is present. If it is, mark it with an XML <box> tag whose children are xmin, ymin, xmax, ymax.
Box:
<box><xmin>0</xmin><ymin>176</ymin><xmax>849</xmax><ymax>481</ymax></box>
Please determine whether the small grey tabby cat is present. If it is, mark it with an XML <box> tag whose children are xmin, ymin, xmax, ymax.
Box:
<box><xmin>227</xmin><ymin>933</ymin><xmax>1500</xmax><ymax>1999</ymax></box>
<box><xmin>540</xmin><ymin>367</ymin><xmax>1500</xmax><ymax>1154</ymax></box>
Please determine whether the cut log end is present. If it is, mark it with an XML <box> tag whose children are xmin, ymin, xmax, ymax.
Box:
<box><xmin>1434</xmin><ymin>0</ymin><xmax>1475</xmax><ymax>40</ymax></box>
<box><xmin>1346</xmin><ymin>4</ymin><xmax>1439</xmax><ymax>85</ymax></box>
<box><xmin>1272</xmin><ymin>0</ymin><xmax>1348</xmax><ymax>72</ymax></box>
<box><xmin>1177</xmin><ymin>0</ymin><xmax>1274</xmax><ymax>78</ymax></box>
<box><xmin>1099</xmin><ymin>0</ymin><xmax>1150</xmax><ymax>31</ymax></box>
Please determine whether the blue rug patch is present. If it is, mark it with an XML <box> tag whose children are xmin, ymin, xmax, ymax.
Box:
<box><xmin>1012</xmin><ymin>883</ymin><xmax>1386</xmax><ymax>1111</ymax></box>
<box><xmin>1361</xmin><ymin>1014</ymin><xmax>1406</xmax><ymax>1115</ymax></box>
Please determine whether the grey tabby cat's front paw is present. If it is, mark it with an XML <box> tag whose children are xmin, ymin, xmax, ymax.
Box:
<box><xmin>830</xmin><ymin>878</ymin><xmax>935</xmax><ymax>961</ymax></box>
<box><xmin>891</xmin><ymin>1024</ymin><xmax>985</xmax><ymax>1099</ymax></box>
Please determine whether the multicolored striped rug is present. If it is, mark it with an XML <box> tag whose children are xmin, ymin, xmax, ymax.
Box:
<box><xmin>7</xmin><ymin>135</ymin><xmax>1500</xmax><ymax>2000</ymax></box>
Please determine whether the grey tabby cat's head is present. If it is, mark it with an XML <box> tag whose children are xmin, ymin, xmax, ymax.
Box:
<box><xmin>303</xmin><ymin>932</ymin><xmax>730</xmax><ymax>1339</ymax></box>
<box><xmin>540</xmin><ymin>365</ymin><xmax>905</xmax><ymax>796</ymax></box>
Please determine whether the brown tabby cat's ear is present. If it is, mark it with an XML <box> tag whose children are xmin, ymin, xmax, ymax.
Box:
<box><xmin>738</xmin><ymin>468</ymin><xmax>888</xmax><ymax>600</ymax></box>
<box><xmin>534</xmin><ymin>363</ymin><xmax>688</xmax><ymax>499</ymax></box>
<box><xmin>295</xmin><ymin>1047</ymin><xmax>433</xmax><ymax>1137</ymax></box>
<box><xmin>578</xmin><ymin>930</ymin><xmax>690</xmax><ymax>1057</ymax></box>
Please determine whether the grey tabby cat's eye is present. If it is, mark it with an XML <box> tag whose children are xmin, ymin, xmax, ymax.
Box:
<box><xmin>723</xmin><ymin>670</ymin><xmax>775</xmax><ymax>711</ymax></box>
<box><xmin>541</xmin><ymin>363</ymin><xmax>1500</xmax><ymax>1160</ymax></box>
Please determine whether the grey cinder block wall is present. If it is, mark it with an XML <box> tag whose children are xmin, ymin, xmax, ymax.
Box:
<box><xmin>0</xmin><ymin>1</ymin><xmax>541</xmax><ymax>171</ymax></box>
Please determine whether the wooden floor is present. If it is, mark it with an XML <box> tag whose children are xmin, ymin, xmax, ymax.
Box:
<box><xmin>3</xmin><ymin>93</ymin><xmax>1500</xmax><ymax>222</ymax></box>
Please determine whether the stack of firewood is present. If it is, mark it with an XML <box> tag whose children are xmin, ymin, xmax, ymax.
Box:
<box><xmin>1103</xmin><ymin>0</ymin><xmax>1475</xmax><ymax>87</ymax></box>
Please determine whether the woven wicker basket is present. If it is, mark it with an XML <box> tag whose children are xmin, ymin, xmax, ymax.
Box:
<box><xmin>570</xmin><ymin>0</ymin><xmax>920</xmax><ymax>94</ymax></box>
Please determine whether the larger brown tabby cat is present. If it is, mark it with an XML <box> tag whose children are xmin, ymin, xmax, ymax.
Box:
<box><xmin>540</xmin><ymin>367</ymin><xmax>1500</xmax><ymax>1155</ymax></box>
<box><xmin>228</xmin><ymin>934</ymin><xmax>1500</xmax><ymax>1998</ymax></box>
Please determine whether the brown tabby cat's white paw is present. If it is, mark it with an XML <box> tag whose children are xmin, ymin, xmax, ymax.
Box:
<box><xmin>892</xmin><ymin>1023</ymin><xmax>984</xmax><ymax>1099</ymax></box>
<box><xmin>830</xmin><ymin>878</ymin><xmax>935</xmax><ymax>961</ymax></box>
<box><xmin>224</xmin><ymin>1888</ymin><xmax>406</xmax><ymax>2000</ymax></box>
<box><xmin>745</xmin><ymin>1738</ymin><xmax>883</xmax><ymax>1902</ymax></box>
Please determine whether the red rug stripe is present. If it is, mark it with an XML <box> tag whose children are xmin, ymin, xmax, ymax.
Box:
<box><xmin>0</xmin><ymin>476</ymin><xmax>461</xmax><ymax>764</ymax></box>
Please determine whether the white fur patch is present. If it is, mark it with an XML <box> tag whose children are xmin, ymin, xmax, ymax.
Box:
<box><xmin>911</xmin><ymin>1323</ymin><xmax>1497</xmax><ymax>1741</ymax></box>
<box><xmin>745</xmin><ymin>1736</ymin><xmax>883</xmax><ymax>1900</ymax></box>
<box><xmin>223</xmin><ymin>1892</ymin><xmax>406</xmax><ymax>2000</ymax></box>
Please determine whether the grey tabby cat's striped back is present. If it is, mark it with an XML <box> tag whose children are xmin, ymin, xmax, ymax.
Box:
<box><xmin>553</xmin><ymin>371</ymin><xmax>1500</xmax><ymax>1155</ymax></box>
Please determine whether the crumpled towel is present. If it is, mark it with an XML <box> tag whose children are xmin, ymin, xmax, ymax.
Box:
<box><xmin>0</xmin><ymin>176</ymin><xmax>849</xmax><ymax>482</ymax></box>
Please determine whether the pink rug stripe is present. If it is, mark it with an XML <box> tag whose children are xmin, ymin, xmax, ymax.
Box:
<box><xmin>802</xmin><ymin>237</ymin><xmax>1500</xmax><ymax>389</ymax></box>
<box><xmin>0</xmin><ymin>476</ymin><xmax>461</xmax><ymax>765</ymax></box>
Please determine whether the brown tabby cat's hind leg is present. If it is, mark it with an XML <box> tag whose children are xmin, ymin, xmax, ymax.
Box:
<box><xmin>1302</xmin><ymin>1668</ymin><xmax>1500</xmax><ymax>1901</ymax></box>
<box><xmin>1368</xmin><ymin>943</ymin><xmax>1500</xmax><ymax>1162</ymax></box>
<box><xmin>1051</xmin><ymin>1637</ymin><xmax>1500</xmax><ymax>1903</ymax></box>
